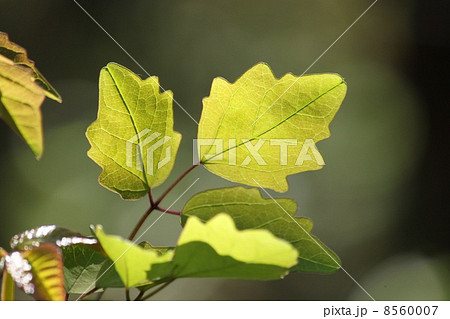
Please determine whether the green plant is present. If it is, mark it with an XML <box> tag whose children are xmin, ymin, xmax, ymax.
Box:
<box><xmin>0</xmin><ymin>33</ymin><xmax>346</xmax><ymax>301</ymax></box>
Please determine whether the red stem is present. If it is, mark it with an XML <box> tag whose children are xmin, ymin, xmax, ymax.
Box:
<box><xmin>127</xmin><ymin>162</ymin><xmax>200</xmax><ymax>240</ymax></box>
<box><xmin>155</xmin><ymin>206</ymin><xmax>182</xmax><ymax>215</ymax></box>
<box><xmin>153</xmin><ymin>162</ymin><xmax>200</xmax><ymax>207</ymax></box>
<box><xmin>128</xmin><ymin>205</ymin><xmax>153</xmax><ymax>240</ymax></box>
<box><xmin>148</xmin><ymin>188</ymin><xmax>155</xmax><ymax>206</ymax></box>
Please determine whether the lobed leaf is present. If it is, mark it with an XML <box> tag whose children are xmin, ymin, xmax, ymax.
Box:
<box><xmin>182</xmin><ymin>187</ymin><xmax>340</xmax><ymax>273</ymax></box>
<box><xmin>198</xmin><ymin>63</ymin><xmax>347</xmax><ymax>192</ymax></box>
<box><xmin>94</xmin><ymin>214</ymin><xmax>298</xmax><ymax>287</ymax></box>
<box><xmin>172</xmin><ymin>214</ymin><xmax>298</xmax><ymax>280</ymax></box>
<box><xmin>86</xmin><ymin>63</ymin><xmax>181</xmax><ymax>199</ymax></box>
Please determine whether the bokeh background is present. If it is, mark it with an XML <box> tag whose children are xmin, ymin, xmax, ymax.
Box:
<box><xmin>0</xmin><ymin>0</ymin><xmax>449</xmax><ymax>300</ymax></box>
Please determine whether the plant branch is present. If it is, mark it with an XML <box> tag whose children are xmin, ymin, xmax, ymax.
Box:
<box><xmin>128</xmin><ymin>204</ymin><xmax>154</xmax><ymax>240</ymax></box>
<box><xmin>128</xmin><ymin>162</ymin><xmax>200</xmax><ymax>240</ymax></box>
<box><xmin>154</xmin><ymin>162</ymin><xmax>200</xmax><ymax>207</ymax></box>
<box><xmin>134</xmin><ymin>291</ymin><xmax>145</xmax><ymax>301</ymax></box>
<box><xmin>155</xmin><ymin>206</ymin><xmax>182</xmax><ymax>215</ymax></box>
<box><xmin>140</xmin><ymin>278</ymin><xmax>175</xmax><ymax>301</ymax></box>
<box><xmin>148</xmin><ymin>188</ymin><xmax>155</xmax><ymax>206</ymax></box>
<box><xmin>132</xmin><ymin>279</ymin><xmax>167</xmax><ymax>301</ymax></box>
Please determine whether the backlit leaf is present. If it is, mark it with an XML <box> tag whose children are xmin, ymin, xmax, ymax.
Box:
<box><xmin>0</xmin><ymin>54</ymin><xmax>45</xmax><ymax>158</ymax></box>
<box><xmin>198</xmin><ymin>63</ymin><xmax>346</xmax><ymax>192</ymax></box>
<box><xmin>182</xmin><ymin>187</ymin><xmax>340</xmax><ymax>273</ymax></box>
<box><xmin>0</xmin><ymin>32</ymin><xmax>61</xmax><ymax>102</ymax></box>
<box><xmin>172</xmin><ymin>214</ymin><xmax>298</xmax><ymax>279</ymax></box>
<box><xmin>86</xmin><ymin>63</ymin><xmax>181</xmax><ymax>199</ymax></box>
<box><xmin>0</xmin><ymin>32</ymin><xmax>61</xmax><ymax>158</ymax></box>
<box><xmin>95</xmin><ymin>214</ymin><xmax>298</xmax><ymax>286</ymax></box>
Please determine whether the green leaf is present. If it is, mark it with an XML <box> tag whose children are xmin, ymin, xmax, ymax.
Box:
<box><xmin>172</xmin><ymin>213</ymin><xmax>298</xmax><ymax>280</ymax></box>
<box><xmin>198</xmin><ymin>63</ymin><xmax>346</xmax><ymax>192</ymax></box>
<box><xmin>10</xmin><ymin>225</ymin><xmax>97</xmax><ymax>251</ymax></box>
<box><xmin>86</xmin><ymin>63</ymin><xmax>181</xmax><ymax>199</ymax></box>
<box><xmin>182</xmin><ymin>187</ymin><xmax>340</xmax><ymax>273</ymax></box>
<box><xmin>0</xmin><ymin>54</ymin><xmax>46</xmax><ymax>158</ymax></box>
<box><xmin>95</xmin><ymin>214</ymin><xmax>298</xmax><ymax>285</ymax></box>
<box><xmin>62</xmin><ymin>244</ymin><xmax>123</xmax><ymax>294</ymax></box>
<box><xmin>0</xmin><ymin>32</ymin><xmax>62</xmax><ymax>102</ymax></box>
<box><xmin>0</xmin><ymin>32</ymin><xmax>61</xmax><ymax>158</ymax></box>
<box><xmin>94</xmin><ymin>226</ymin><xmax>174</xmax><ymax>288</ymax></box>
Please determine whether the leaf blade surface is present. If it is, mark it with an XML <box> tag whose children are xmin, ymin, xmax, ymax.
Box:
<box><xmin>198</xmin><ymin>63</ymin><xmax>346</xmax><ymax>191</ymax></box>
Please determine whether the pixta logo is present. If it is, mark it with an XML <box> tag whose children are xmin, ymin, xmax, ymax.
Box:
<box><xmin>194</xmin><ymin>138</ymin><xmax>325</xmax><ymax>166</ymax></box>
<box><xmin>126</xmin><ymin>129</ymin><xmax>172</xmax><ymax>176</ymax></box>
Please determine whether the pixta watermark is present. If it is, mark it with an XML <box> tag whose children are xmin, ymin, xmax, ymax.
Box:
<box><xmin>126</xmin><ymin>129</ymin><xmax>172</xmax><ymax>175</ymax></box>
<box><xmin>193</xmin><ymin>138</ymin><xmax>325</xmax><ymax>166</ymax></box>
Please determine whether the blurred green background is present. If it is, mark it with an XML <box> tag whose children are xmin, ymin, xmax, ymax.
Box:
<box><xmin>0</xmin><ymin>0</ymin><xmax>449</xmax><ymax>300</ymax></box>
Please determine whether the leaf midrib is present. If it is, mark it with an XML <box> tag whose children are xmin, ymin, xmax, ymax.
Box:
<box><xmin>106</xmin><ymin>67</ymin><xmax>150</xmax><ymax>187</ymax></box>
<box><xmin>202</xmin><ymin>80</ymin><xmax>344</xmax><ymax>164</ymax></box>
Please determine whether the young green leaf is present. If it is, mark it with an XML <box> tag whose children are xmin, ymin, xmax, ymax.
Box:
<box><xmin>0</xmin><ymin>54</ymin><xmax>46</xmax><ymax>158</ymax></box>
<box><xmin>94</xmin><ymin>226</ymin><xmax>174</xmax><ymax>288</ymax></box>
<box><xmin>0</xmin><ymin>32</ymin><xmax>62</xmax><ymax>102</ymax></box>
<box><xmin>95</xmin><ymin>214</ymin><xmax>298</xmax><ymax>285</ymax></box>
<box><xmin>198</xmin><ymin>63</ymin><xmax>346</xmax><ymax>192</ymax></box>
<box><xmin>86</xmin><ymin>63</ymin><xmax>181</xmax><ymax>199</ymax></box>
<box><xmin>182</xmin><ymin>187</ymin><xmax>340</xmax><ymax>273</ymax></box>
<box><xmin>172</xmin><ymin>214</ymin><xmax>298</xmax><ymax>280</ymax></box>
